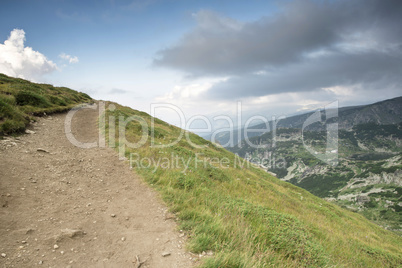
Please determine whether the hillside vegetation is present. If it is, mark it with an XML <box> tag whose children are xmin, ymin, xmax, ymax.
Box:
<box><xmin>0</xmin><ymin>75</ymin><xmax>400</xmax><ymax>267</ymax></box>
<box><xmin>103</xmin><ymin>102</ymin><xmax>402</xmax><ymax>267</ymax></box>
<box><xmin>0</xmin><ymin>73</ymin><xmax>92</xmax><ymax>135</ymax></box>
<box><xmin>229</xmin><ymin>123</ymin><xmax>402</xmax><ymax>234</ymax></box>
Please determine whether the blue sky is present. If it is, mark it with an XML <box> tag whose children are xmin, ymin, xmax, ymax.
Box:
<box><xmin>0</xmin><ymin>0</ymin><xmax>401</xmax><ymax>128</ymax></box>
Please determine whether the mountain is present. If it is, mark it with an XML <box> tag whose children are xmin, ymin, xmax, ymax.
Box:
<box><xmin>212</xmin><ymin>97</ymin><xmax>402</xmax><ymax>146</ymax></box>
<box><xmin>228</xmin><ymin>118</ymin><xmax>402</xmax><ymax>234</ymax></box>
<box><xmin>1</xmin><ymin>73</ymin><xmax>401</xmax><ymax>267</ymax></box>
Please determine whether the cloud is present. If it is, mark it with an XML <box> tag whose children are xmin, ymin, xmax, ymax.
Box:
<box><xmin>153</xmin><ymin>0</ymin><xmax>402</xmax><ymax>100</ymax></box>
<box><xmin>204</xmin><ymin>50</ymin><xmax>402</xmax><ymax>99</ymax></box>
<box><xmin>59</xmin><ymin>53</ymin><xmax>79</xmax><ymax>64</ymax></box>
<box><xmin>0</xmin><ymin>29</ymin><xmax>57</xmax><ymax>80</ymax></box>
<box><xmin>108</xmin><ymin>88</ymin><xmax>128</xmax><ymax>94</ymax></box>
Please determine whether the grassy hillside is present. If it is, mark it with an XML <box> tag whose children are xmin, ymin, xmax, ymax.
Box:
<box><xmin>229</xmin><ymin>124</ymin><xmax>402</xmax><ymax>234</ymax></box>
<box><xmin>0</xmin><ymin>73</ymin><xmax>92</xmax><ymax>135</ymax></box>
<box><xmin>0</xmin><ymin>74</ymin><xmax>400</xmax><ymax>266</ymax></box>
<box><xmin>102</xmin><ymin>102</ymin><xmax>402</xmax><ymax>267</ymax></box>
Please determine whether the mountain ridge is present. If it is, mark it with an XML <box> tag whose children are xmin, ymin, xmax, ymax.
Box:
<box><xmin>211</xmin><ymin>96</ymin><xmax>402</xmax><ymax>146</ymax></box>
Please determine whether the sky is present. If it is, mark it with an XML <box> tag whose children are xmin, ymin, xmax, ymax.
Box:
<box><xmin>0</xmin><ymin>0</ymin><xmax>401</xmax><ymax>130</ymax></box>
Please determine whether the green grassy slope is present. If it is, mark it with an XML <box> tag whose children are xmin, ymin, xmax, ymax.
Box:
<box><xmin>0</xmin><ymin>74</ymin><xmax>400</xmax><ymax>266</ymax></box>
<box><xmin>103</xmin><ymin>102</ymin><xmax>402</xmax><ymax>267</ymax></box>
<box><xmin>0</xmin><ymin>73</ymin><xmax>92</xmax><ymax>135</ymax></box>
<box><xmin>229</xmin><ymin>124</ymin><xmax>402</xmax><ymax>234</ymax></box>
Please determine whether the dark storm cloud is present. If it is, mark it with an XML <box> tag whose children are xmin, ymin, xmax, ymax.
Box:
<box><xmin>153</xmin><ymin>0</ymin><xmax>402</xmax><ymax>99</ymax></box>
<box><xmin>206</xmin><ymin>50</ymin><xmax>402</xmax><ymax>99</ymax></box>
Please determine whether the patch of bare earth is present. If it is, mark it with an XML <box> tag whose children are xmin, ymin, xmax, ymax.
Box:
<box><xmin>0</xmin><ymin>105</ymin><xmax>195</xmax><ymax>267</ymax></box>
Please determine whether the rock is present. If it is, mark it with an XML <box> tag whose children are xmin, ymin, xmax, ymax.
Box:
<box><xmin>179</xmin><ymin>233</ymin><xmax>185</xmax><ymax>238</ymax></box>
<box><xmin>60</xmin><ymin>228</ymin><xmax>85</xmax><ymax>239</ymax></box>
<box><xmin>164</xmin><ymin>213</ymin><xmax>175</xmax><ymax>220</ymax></box>
<box><xmin>25</xmin><ymin>130</ymin><xmax>35</xmax><ymax>134</ymax></box>
<box><xmin>37</xmin><ymin>148</ymin><xmax>50</xmax><ymax>153</ymax></box>
<box><xmin>356</xmin><ymin>195</ymin><xmax>370</xmax><ymax>203</ymax></box>
<box><xmin>39</xmin><ymin>260</ymin><xmax>43</xmax><ymax>264</ymax></box>
<box><xmin>121</xmin><ymin>237</ymin><xmax>126</xmax><ymax>241</ymax></box>
<box><xmin>1</xmin><ymin>253</ymin><xmax>6</xmax><ymax>258</ymax></box>
<box><xmin>111</xmin><ymin>214</ymin><xmax>116</xmax><ymax>218</ymax></box>
<box><xmin>54</xmin><ymin>244</ymin><xmax>59</xmax><ymax>249</ymax></box>
<box><xmin>162</xmin><ymin>252</ymin><xmax>171</xmax><ymax>257</ymax></box>
<box><xmin>26</xmin><ymin>229</ymin><xmax>35</xmax><ymax>234</ymax></box>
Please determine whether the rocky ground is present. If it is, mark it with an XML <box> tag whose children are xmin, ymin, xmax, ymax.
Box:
<box><xmin>0</xmin><ymin>105</ymin><xmax>196</xmax><ymax>267</ymax></box>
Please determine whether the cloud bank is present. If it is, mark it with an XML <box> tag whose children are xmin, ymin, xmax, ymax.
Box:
<box><xmin>154</xmin><ymin>0</ymin><xmax>402</xmax><ymax>100</ymax></box>
<box><xmin>0</xmin><ymin>29</ymin><xmax>57</xmax><ymax>80</ymax></box>
<box><xmin>59</xmin><ymin>53</ymin><xmax>79</xmax><ymax>64</ymax></box>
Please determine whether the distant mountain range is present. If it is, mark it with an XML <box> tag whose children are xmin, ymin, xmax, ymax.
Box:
<box><xmin>210</xmin><ymin>96</ymin><xmax>402</xmax><ymax>146</ymax></box>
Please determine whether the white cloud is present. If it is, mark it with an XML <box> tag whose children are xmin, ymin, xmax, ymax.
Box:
<box><xmin>59</xmin><ymin>53</ymin><xmax>79</xmax><ymax>64</ymax></box>
<box><xmin>0</xmin><ymin>29</ymin><xmax>57</xmax><ymax>80</ymax></box>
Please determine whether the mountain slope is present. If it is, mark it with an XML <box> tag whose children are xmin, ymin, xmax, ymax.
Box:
<box><xmin>0</xmin><ymin>73</ymin><xmax>92</xmax><ymax>135</ymax></box>
<box><xmin>0</xmin><ymin>107</ymin><xmax>193</xmax><ymax>267</ymax></box>
<box><xmin>229</xmin><ymin>122</ymin><xmax>402</xmax><ymax>234</ymax></box>
<box><xmin>213</xmin><ymin>97</ymin><xmax>402</xmax><ymax>146</ymax></box>
<box><xmin>103</xmin><ymin>102</ymin><xmax>402</xmax><ymax>267</ymax></box>
<box><xmin>1</xmin><ymin>75</ymin><xmax>401</xmax><ymax>267</ymax></box>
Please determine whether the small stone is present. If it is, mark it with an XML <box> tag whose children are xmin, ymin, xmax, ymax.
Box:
<box><xmin>1</xmin><ymin>253</ymin><xmax>6</xmax><ymax>258</ymax></box>
<box><xmin>121</xmin><ymin>237</ymin><xmax>126</xmax><ymax>241</ymax></box>
<box><xmin>6</xmin><ymin>193</ymin><xmax>11</xmax><ymax>197</ymax></box>
<box><xmin>37</xmin><ymin>148</ymin><xmax>50</xmax><ymax>153</ymax></box>
<box><xmin>111</xmin><ymin>214</ymin><xmax>116</xmax><ymax>218</ymax></box>
<box><xmin>60</xmin><ymin>251</ymin><xmax>64</xmax><ymax>254</ymax></box>
<box><xmin>39</xmin><ymin>260</ymin><xmax>43</xmax><ymax>264</ymax></box>
<box><xmin>162</xmin><ymin>252</ymin><xmax>171</xmax><ymax>257</ymax></box>
<box><xmin>179</xmin><ymin>233</ymin><xmax>185</xmax><ymax>238</ymax></box>
<box><xmin>25</xmin><ymin>129</ymin><xmax>35</xmax><ymax>134</ymax></box>
<box><xmin>53</xmin><ymin>244</ymin><xmax>59</xmax><ymax>249</ymax></box>
<box><xmin>22</xmin><ymin>241</ymin><xmax>27</xmax><ymax>244</ymax></box>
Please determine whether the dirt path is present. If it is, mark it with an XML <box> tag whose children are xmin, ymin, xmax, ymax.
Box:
<box><xmin>0</xmin><ymin>105</ymin><xmax>195</xmax><ymax>267</ymax></box>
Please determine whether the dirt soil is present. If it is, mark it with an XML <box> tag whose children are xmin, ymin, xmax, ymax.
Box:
<box><xmin>0</xmin><ymin>105</ymin><xmax>196</xmax><ymax>267</ymax></box>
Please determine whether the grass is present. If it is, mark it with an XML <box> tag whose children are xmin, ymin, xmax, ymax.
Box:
<box><xmin>1</xmin><ymin>74</ymin><xmax>400</xmax><ymax>266</ymax></box>
<box><xmin>0</xmin><ymin>73</ymin><xmax>92</xmax><ymax>135</ymax></box>
<box><xmin>102</xmin><ymin>102</ymin><xmax>402</xmax><ymax>267</ymax></box>
<box><xmin>229</xmin><ymin>123</ymin><xmax>402</xmax><ymax>233</ymax></box>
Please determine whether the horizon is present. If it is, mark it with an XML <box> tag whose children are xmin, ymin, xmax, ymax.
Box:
<box><xmin>1</xmin><ymin>0</ymin><xmax>401</xmax><ymax>127</ymax></box>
